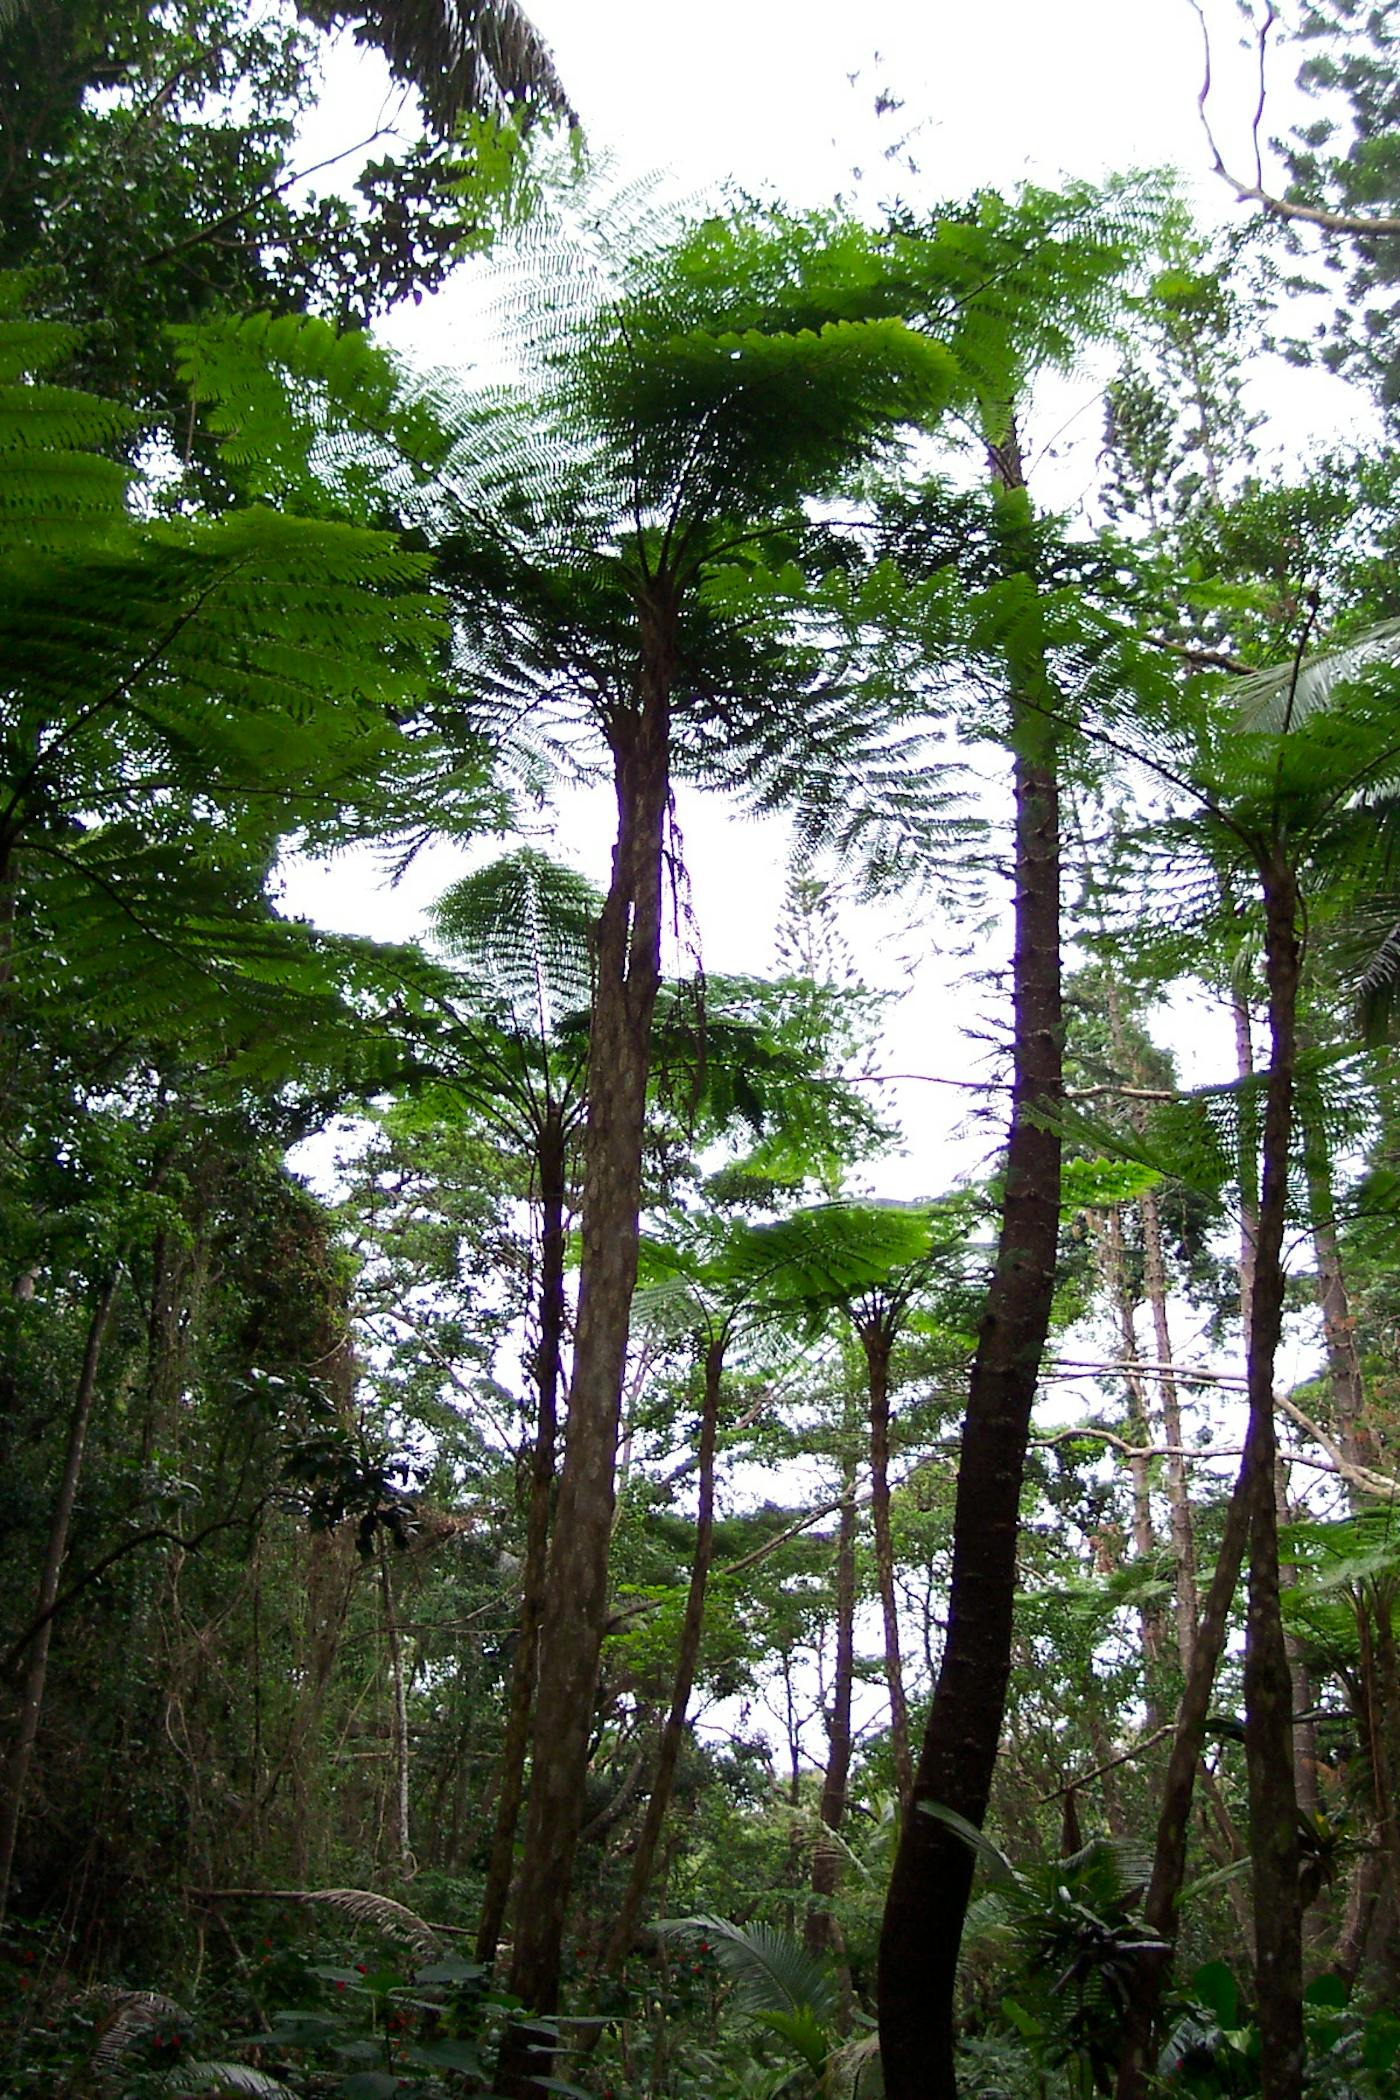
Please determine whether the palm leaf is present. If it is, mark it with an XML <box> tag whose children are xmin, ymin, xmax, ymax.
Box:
<box><xmin>296</xmin><ymin>0</ymin><xmax>573</xmax><ymax>130</ymax></box>
<box><xmin>1228</xmin><ymin>616</ymin><xmax>1400</xmax><ymax>731</ymax></box>
<box><xmin>252</xmin><ymin>1886</ymin><xmax>443</xmax><ymax>1955</ymax></box>
<box><xmin>657</xmin><ymin>1914</ymin><xmax>840</xmax><ymax>2028</ymax></box>
<box><xmin>166</xmin><ymin>2067</ymin><xmax>295</xmax><ymax>2099</ymax></box>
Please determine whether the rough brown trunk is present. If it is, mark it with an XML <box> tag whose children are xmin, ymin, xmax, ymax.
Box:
<box><xmin>864</xmin><ymin>1321</ymin><xmax>913</xmax><ymax>1806</ymax></box>
<box><xmin>604</xmin><ymin>1332</ymin><xmax>724</xmax><ymax>1969</ymax></box>
<box><xmin>502</xmin><ymin>610</ymin><xmax>674</xmax><ymax>2079</ymax></box>
<box><xmin>1114</xmin><ymin>1453</ymin><xmax>1252</xmax><ymax>2100</ymax></box>
<box><xmin>0</xmin><ymin>1268</ymin><xmax>120</xmax><ymax>1925</ymax></box>
<box><xmin>879</xmin><ymin>422</ymin><xmax>1062</xmax><ymax>2100</ymax></box>
<box><xmin>476</xmin><ymin>1111</ymin><xmax>567</xmax><ymax>1967</ymax></box>
<box><xmin>1241</xmin><ymin>856</ymin><xmax>1304</xmax><ymax>2100</ymax></box>
<box><xmin>808</xmin><ymin>1479</ymin><xmax>857</xmax><ymax>1958</ymax></box>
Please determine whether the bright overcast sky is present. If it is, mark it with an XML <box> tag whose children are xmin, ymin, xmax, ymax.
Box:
<box><xmin>285</xmin><ymin>0</ymin><xmax>1363</xmax><ymax>1199</ymax></box>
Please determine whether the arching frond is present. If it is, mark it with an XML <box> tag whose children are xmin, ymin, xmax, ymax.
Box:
<box><xmin>1229</xmin><ymin>615</ymin><xmax>1400</xmax><ymax>732</ymax></box>
<box><xmin>658</xmin><ymin>1913</ymin><xmax>840</xmax><ymax>2030</ymax></box>
<box><xmin>431</xmin><ymin>846</ymin><xmax>598</xmax><ymax>1036</ymax></box>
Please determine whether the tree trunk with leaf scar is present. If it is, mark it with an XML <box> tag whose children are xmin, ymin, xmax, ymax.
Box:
<box><xmin>604</xmin><ymin>1331</ymin><xmax>724</xmax><ymax>1971</ymax></box>
<box><xmin>879</xmin><ymin>423</ymin><xmax>1062</xmax><ymax>2098</ymax></box>
<box><xmin>864</xmin><ymin>1320</ymin><xmax>914</xmax><ymax>1808</ymax></box>
<box><xmin>501</xmin><ymin>602</ymin><xmax>674</xmax><ymax>2088</ymax></box>
<box><xmin>808</xmin><ymin>1474</ymin><xmax>857</xmax><ymax>1959</ymax></box>
<box><xmin>0</xmin><ymin>1266</ymin><xmax>121</xmax><ymax>1927</ymax></box>
<box><xmin>476</xmin><ymin>1109</ymin><xmax>567</xmax><ymax>1967</ymax></box>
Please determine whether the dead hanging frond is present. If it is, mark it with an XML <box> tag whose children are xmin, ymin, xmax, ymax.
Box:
<box><xmin>199</xmin><ymin>1887</ymin><xmax>442</xmax><ymax>1956</ymax></box>
<box><xmin>297</xmin><ymin>0</ymin><xmax>575</xmax><ymax>133</ymax></box>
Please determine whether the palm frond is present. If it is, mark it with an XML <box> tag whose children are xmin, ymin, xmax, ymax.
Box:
<box><xmin>657</xmin><ymin>1914</ymin><xmax>840</xmax><ymax>2029</ymax></box>
<box><xmin>296</xmin><ymin>0</ymin><xmax>573</xmax><ymax>130</ymax></box>
<box><xmin>1229</xmin><ymin>616</ymin><xmax>1400</xmax><ymax>731</ymax></box>
<box><xmin>252</xmin><ymin>1886</ymin><xmax>443</xmax><ymax>1955</ymax></box>
<box><xmin>166</xmin><ymin>2066</ymin><xmax>295</xmax><ymax>2099</ymax></box>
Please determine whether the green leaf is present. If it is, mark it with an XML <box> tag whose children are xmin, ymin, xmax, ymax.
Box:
<box><xmin>1189</xmin><ymin>1960</ymin><xmax>1241</xmax><ymax>2028</ymax></box>
<box><xmin>916</xmin><ymin>1801</ymin><xmax>1016</xmax><ymax>1886</ymax></box>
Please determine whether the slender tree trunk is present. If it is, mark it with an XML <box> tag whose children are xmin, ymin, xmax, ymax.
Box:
<box><xmin>1114</xmin><ymin>1452</ymin><xmax>1252</xmax><ymax>2100</ymax></box>
<box><xmin>603</xmin><ymin>1333</ymin><xmax>725</xmax><ymax>1969</ymax></box>
<box><xmin>476</xmin><ymin>1113</ymin><xmax>567</xmax><ymax>1967</ymax></box>
<box><xmin>376</xmin><ymin>1537</ymin><xmax>413</xmax><ymax>1877</ymax></box>
<box><xmin>0</xmin><ymin>1268</ymin><xmax>120</xmax><ymax>1926</ymax></box>
<box><xmin>879</xmin><ymin>417</ymin><xmax>1063</xmax><ymax>2100</ymax></box>
<box><xmin>503</xmin><ymin>613</ymin><xmax>674</xmax><ymax>2077</ymax></box>
<box><xmin>864</xmin><ymin>1321</ymin><xmax>913</xmax><ymax>1807</ymax></box>
<box><xmin>1140</xmin><ymin>1183</ymin><xmax>1199</xmax><ymax>1668</ymax></box>
<box><xmin>1241</xmin><ymin>856</ymin><xmax>1304</xmax><ymax>2099</ymax></box>
<box><xmin>1100</xmin><ymin>1209</ymin><xmax>1164</xmax><ymax>1717</ymax></box>
<box><xmin>808</xmin><ymin>1478</ymin><xmax>857</xmax><ymax>1958</ymax></box>
<box><xmin>1335</xmin><ymin>1848</ymin><xmax>1382</xmax><ymax>1995</ymax></box>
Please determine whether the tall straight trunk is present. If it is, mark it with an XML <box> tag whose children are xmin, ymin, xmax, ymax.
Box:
<box><xmin>1140</xmin><ymin>1183</ymin><xmax>1198</xmax><ymax>1668</ymax></box>
<box><xmin>1232</xmin><ymin>986</ymin><xmax>1259</xmax><ymax>1329</ymax></box>
<box><xmin>0</xmin><ymin>1268</ymin><xmax>120</xmax><ymax>1926</ymax></box>
<box><xmin>879</xmin><ymin>416</ymin><xmax>1062</xmax><ymax>2100</ymax></box>
<box><xmin>503</xmin><ymin>615</ymin><xmax>674</xmax><ymax>2066</ymax></box>
<box><xmin>808</xmin><ymin>1477</ymin><xmax>857</xmax><ymax>1958</ymax></box>
<box><xmin>1114</xmin><ymin>1452</ymin><xmax>1252</xmax><ymax>2100</ymax></box>
<box><xmin>476</xmin><ymin>1112</ymin><xmax>567</xmax><ymax>1967</ymax></box>
<box><xmin>604</xmin><ymin>1333</ymin><xmax>724</xmax><ymax>1970</ymax></box>
<box><xmin>864</xmin><ymin>1321</ymin><xmax>913</xmax><ymax>1807</ymax></box>
<box><xmin>1241</xmin><ymin>855</ymin><xmax>1304</xmax><ymax>2099</ymax></box>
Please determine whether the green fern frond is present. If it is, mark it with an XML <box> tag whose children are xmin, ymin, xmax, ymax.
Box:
<box><xmin>431</xmin><ymin>847</ymin><xmax>599</xmax><ymax>1034</ymax></box>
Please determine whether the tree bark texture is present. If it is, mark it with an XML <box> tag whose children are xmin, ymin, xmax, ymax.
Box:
<box><xmin>1241</xmin><ymin>858</ymin><xmax>1304</xmax><ymax>2100</ymax></box>
<box><xmin>1139</xmin><ymin>1182</ymin><xmax>1199</xmax><ymax>1669</ymax></box>
<box><xmin>864</xmin><ymin>1320</ymin><xmax>914</xmax><ymax>1807</ymax></box>
<box><xmin>503</xmin><ymin>607</ymin><xmax>674</xmax><ymax>2067</ymax></box>
<box><xmin>808</xmin><ymin>1480</ymin><xmax>857</xmax><ymax>1958</ymax></box>
<box><xmin>1113</xmin><ymin>1451</ymin><xmax>1252</xmax><ymax>2100</ymax></box>
<box><xmin>0</xmin><ymin>1268</ymin><xmax>120</xmax><ymax>1925</ymax></box>
<box><xmin>878</xmin><ymin>438</ymin><xmax>1062</xmax><ymax>2097</ymax></box>
<box><xmin>603</xmin><ymin>1332</ymin><xmax>724</xmax><ymax>1970</ymax></box>
<box><xmin>476</xmin><ymin>1112</ymin><xmax>567</xmax><ymax>1967</ymax></box>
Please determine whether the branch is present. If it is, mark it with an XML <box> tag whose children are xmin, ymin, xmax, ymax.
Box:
<box><xmin>1146</xmin><ymin>634</ymin><xmax>1254</xmax><ymax>676</ymax></box>
<box><xmin>1187</xmin><ymin>0</ymin><xmax>1400</xmax><ymax>238</ymax></box>
<box><xmin>2</xmin><ymin>1506</ymin><xmax>265</xmax><ymax>1673</ymax></box>
<box><xmin>1037</xmin><ymin>1723</ymin><xmax>1175</xmax><ymax>1804</ymax></box>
